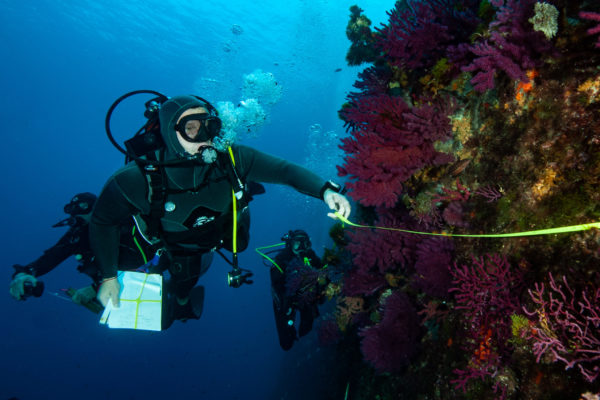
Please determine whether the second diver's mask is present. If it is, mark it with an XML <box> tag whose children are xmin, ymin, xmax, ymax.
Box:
<box><xmin>54</xmin><ymin>192</ymin><xmax>97</xmax><ymax>228</ymax></box>
<box><xmin>63</xmin><ymin>192</ymin><xmax>97</xmax><ymax>216</ymax></box>
<box><xmin>283</xmin><ymin>230</ymin><xmax>311</xmax><ymax>257</ymax></box>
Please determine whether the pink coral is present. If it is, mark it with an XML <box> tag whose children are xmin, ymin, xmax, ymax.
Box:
<box><xmin>442</xmin><ymin>201</ymin><xmax>470</xmax><ymax>228</ymax></box>
<box><xmin>359</xmin><ymin>291</ymin><xmax>420</xmax><ymax>373</ymax></box>
<box><xmin>344</xmin><ymin>207</ymin><xmax>420</xmax><ymax>278</ymax></box>
<box><xmin>433</xmin><ymin>179</ymin><xmax>472</xmax><ymax>204</ymax></box>
<box><xmin>462</xmin><ymin>0</ymin><xmax>555</xmax><ymax>92</ymax></box>
<box><xmin>450</xmin><ymin>254</ymin><xmax>523</xmax><ymax>330</ymax></box>
<box><xmin>474</xmin><ymin>185</ymin><xmax>503</xmax><ymax>202</ymax></box>
<box><xmin>339</xmin><ymin>95</ymin><xmax>455</xmax><ymax>207</ymax></box>
<box><xmin>374</xmin><ymin>0</ymin><xmax>480</xmax><ymax>70</ymax></box>
<box><xmin>449</xmin><ymin>254</ymin><xmax>524</xmax><ymax>394</ymax></box>
<box><xmin>375</xmin><ymin>1</ymin><xmax>451</xmax><ymax>69</ymax></box>
<box><xmin>580</xmin><ymin>11</ymin><xmax>600</xmax><ymax>48</ymax></box>
<box><xmin>342</xmin><ymin>268</ymin><xmax>388</xmax><ymax>297</ymax></box>
<box><xmin>412</xmin><ymin>237</ymin><xmax>454</xmax><ymax>298</ymax></box>
<box><xmin>524</xmin><ymin>273</ymin><xmax>600</xmax><ymax>382</ymax></box>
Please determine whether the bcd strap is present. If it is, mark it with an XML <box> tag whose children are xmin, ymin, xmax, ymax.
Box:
<box><xmin>144</xmin><ymin>151</ymin><xmax>166</xmax><ymax>241</ymax></box>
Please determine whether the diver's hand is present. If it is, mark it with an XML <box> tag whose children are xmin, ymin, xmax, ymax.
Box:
<box><xmin>97</xmin><ymin>277</ymin><xmax>120</xmax><ymax>308</ymax></box>
<box><xmin>9</xmin><ymin>273</ymin><xmax>37</xmax><ymax>300</ymax></box>
<box><xmin>72</xmin><ymin>285</ymin><xmax>97</xmax><ymax>305</ymax></box>
<box><xmin>324</xmin><ymin>189</ymin><xmax>351</xmax><ymax>220</ymax></box>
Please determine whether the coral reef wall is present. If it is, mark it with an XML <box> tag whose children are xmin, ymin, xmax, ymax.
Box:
<box><xmin>321</xmin><ymin>1</ymin><xmax>600</xmax><ymax>398</ymax></box>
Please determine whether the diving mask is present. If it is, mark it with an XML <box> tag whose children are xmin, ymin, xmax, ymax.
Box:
<box><xmin>64</xmin><ymin>193</ymin><xmax>97</xmax><ymax>216</ymax></box>
<box><xmin>175</xmin><ymin>113</ymin><xmax>222</xmax><ymax>143</ymax></box>
<box><xmin>283</xmin><ymin>230</ymin><xmax>311</xmax><ymax>256</ymax></box>
<box><xmin>292</xmin><ymin>238</ymin><xmax>309</xmax><ymax>255</ymax></box>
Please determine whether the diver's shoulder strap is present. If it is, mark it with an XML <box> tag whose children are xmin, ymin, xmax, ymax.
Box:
<box><xmin>136</xmin><ymin>151</ymin><xmax>166</xmax><ymax>241</ymax></box>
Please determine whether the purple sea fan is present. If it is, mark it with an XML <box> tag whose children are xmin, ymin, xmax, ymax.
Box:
<box><xmin>404</xmin><ymin>96</ymin><xmax>457</xmax><ymax>143</ymax></box>
<box><xmin>342</xmin><ymin>208</ymin><xmax>422</xmax><ymax>297</ymax></box>
<box><xmin>449</xmin><ymin>254</ymin><xmax>524</xmax><ymax>395</ymax></box>
<box><xmin>449</xmin><ymin>253</ymin><xmax>524</xmax><ymax>346</ymax></box>
<box><xmin>359</xmin><ymin>291</ymin><xmax>420</xmax><ymax>373</ymax></box>
<box><xmin>339</xmin><ymin>94</ymin><xmax>455</xmax><ymax>208</ymax></box>
<box><xmin>412</xmin><ymin>236</ymin><xmax>454</xmax><ymax>298</ymax></box>
<box><xmin>342</xmin><ymin>268</ymin><xmax>388</xmax><ymax>298</ymax></box>
<box><xmin>442</xmin><ymin>201</ymin><xmax>470</xmax><ymax>228</ymax></box>
<box><xmin>346</xmin><ymin>216</ymin><xmax>414</xmax><ymax>274</ymax></box>
<box><xmin>338</xmin><ymin>94</ymin><xmax>414</xmax><ymax>208</ymax></box>
<box><xmin>580</xmin><ymin>11</ymin><xmax>600</xmax><ymax>48</ymax></box>
<box><xmin>374</xmin><ymin>0</ymin><xmax>480</xmax><ymax>70</ymax></box>
<box><xmin>341</xmin><ymin>93</ymin><xmax>412</xmax><ymax>143</ymax></box>
<box><xmin>375</xmin><ymin>1</ymin><xmax>452</xmax><ymax>69</ymax></box>
<box><xmin>462</xmin><ymin>0</ymin><xmax>556</xmax><ymax>92</ymax></box>
<box><xmin>463</xmin><ymin>40</ymin><xmax>528</xmax><ymax>91</ymax></box>
<box><xmin>523</xmin><ymin>273</ymin><xmax>600</xmax><ymax>382</ymax></box>
<box><xmin>351</xmin><ymin>64</ymin><xmax>393</xmax><ymax>96</ymax></box>
<box><xmin>474</xmin><ymin>185</ymin><xmax>503</xmax><ymax>202</ymax></box>
<box><xmin>345</xmin><ymin>206</ymin><xmax>422</xmax><ymax>272</ymax></box>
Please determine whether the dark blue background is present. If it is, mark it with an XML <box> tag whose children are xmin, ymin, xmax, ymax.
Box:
<box><xmin>0</xmin><ymin>1</ymin><xmax>391</xmax><ymax>398</ymax></box>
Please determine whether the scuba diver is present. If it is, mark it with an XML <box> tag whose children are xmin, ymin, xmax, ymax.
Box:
<box><xmin>92</xmin><ymin>94</ymin><xmax>351</xmax><ymax>329</ymax></box>
<box><xmin>9</xmin><ymin>193</ymin><xmax>154</xmax><ymax>312</ymax></box>
<box><xmin>270</xmin><ymin>230</ymin><xmax>327</xmax><ymax>351</ymax></box>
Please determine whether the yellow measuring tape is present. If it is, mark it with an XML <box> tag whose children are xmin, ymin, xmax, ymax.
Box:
<box><xmin>228</xmin><ymin>147</ymin><xmax>238</xmax><ymax>254</ymax></box>
<box><xmin>333</xmin><ymin>212</ymin><xmax>600</xmax><ymax>238</ymax></box>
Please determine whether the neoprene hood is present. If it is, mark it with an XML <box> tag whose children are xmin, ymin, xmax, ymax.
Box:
<box><xmin>159</xmin><ymin>95</ymin><xmax>206</xmax><ymax>157</ymax></box>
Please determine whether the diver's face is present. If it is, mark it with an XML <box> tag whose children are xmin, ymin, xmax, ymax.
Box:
<box><xmin>176</xmin><ymin>107</ymin><xmax>213</xmax><ymax>155</ymax></box>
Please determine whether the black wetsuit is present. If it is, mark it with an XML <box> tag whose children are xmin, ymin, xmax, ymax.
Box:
<box><xmin>13</xmin><ymin>217</ymin><xmax>152</xmax><ymax>287</ymax></box>
<box><xmin>90</xmin><ymin>144</ymin><xmax>327</xmax><ymax>299</ymax></box>
<box><xmin>271</xmin><ymin>247</ymin><xmax>324</xmax><ymax>351</ymax></box>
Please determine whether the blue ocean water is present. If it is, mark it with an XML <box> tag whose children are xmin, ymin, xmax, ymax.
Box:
<box><xmin>0</xmin><ymin>1</ymin><xmax>391</xmax><ymax>399</ymax></box>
